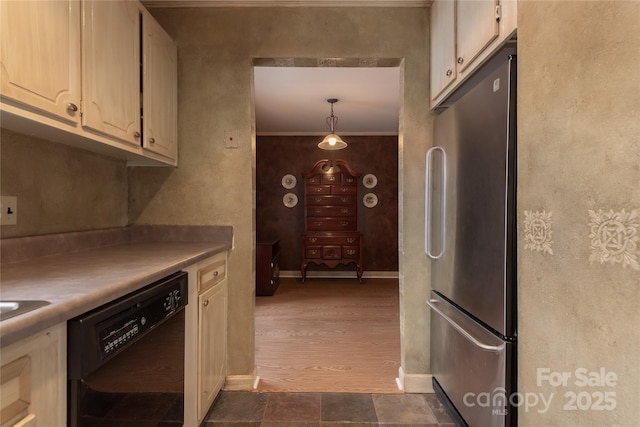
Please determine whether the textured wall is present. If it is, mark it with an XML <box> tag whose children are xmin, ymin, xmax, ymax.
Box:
<box><xmin>0</xmin><ymin>129</ymin><xmax>128</xmax><ymax>238</ymax></box>
<box><xmin>518</xmin><ymin>1</ymin><xmax>639</xmax><ymax>425</ymax></box>
<box><xmin>256</xmin><ymin>135</ymin><xmax>399</xmax><ymax>273</ymax></box>
<box><xmin>130</xmin><ymin>7</ymin><xmax>430</xmax><ymax>381</ymax></box>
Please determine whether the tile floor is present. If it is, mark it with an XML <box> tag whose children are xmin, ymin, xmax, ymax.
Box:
<box><xmin>202</xmin><ymin>391</ymin><xmax>456</xmax><ymax>426</ymax></box>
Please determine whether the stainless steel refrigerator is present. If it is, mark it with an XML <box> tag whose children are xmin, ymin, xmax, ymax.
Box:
<box><xmin>425</xmin><ymin>51</ymin><xmax>517</xmax><ymax>427</ymax></box>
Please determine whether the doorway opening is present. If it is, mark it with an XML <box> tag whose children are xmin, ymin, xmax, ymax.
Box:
<box><xmin>252</xmin><ymin>59</ymin><xmax>402</xmax><ymax>393</ymax></box>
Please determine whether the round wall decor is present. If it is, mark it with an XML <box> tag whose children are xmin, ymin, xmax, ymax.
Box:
<box><xmin>281</xmin><ymin>174</ymin><xmax>297</xmax><ymax>189</ymax></box>
<box><xmin>283</xmin><ymin>193</ymin><xmax>298</xmax><ymax>208</ymax></box>
<box><xmin>363</xmin><ymin>173</ymin><xmax>378</xmax><ymax>189</ymax></box>
<box><xmin>363</xmin><ymin>193</ymin><xmax>378</xmax><ymax>208</ymax></box>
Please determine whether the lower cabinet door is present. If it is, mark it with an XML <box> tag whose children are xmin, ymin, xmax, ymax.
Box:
<box><xmin>10</xmin><ymin>413</ymin><xmax>36</xmax><ymax>427</ymax></box>
<box><xmin>197</xmin><ymin>281</ymin><xmax>227</xmax><ymax>422</ymax></box>
<box><xmin>0</xmin><ymin>324</ymin><xmax>65</xmax><ymax>427</ymax></box>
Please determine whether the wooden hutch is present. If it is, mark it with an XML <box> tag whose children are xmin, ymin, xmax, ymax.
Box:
<box><xmin>301</xmin><ymin>159</ymin><xmax>363</xmax><ymax>283</ymax></box>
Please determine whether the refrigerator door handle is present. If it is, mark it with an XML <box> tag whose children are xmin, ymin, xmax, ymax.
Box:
<box><xmin>425</xmin><ymin>146</ymin><xmax>446</xmax><ymax>259</ymax></box>
<box><xmin>427</xmin><ymin>298</ymin><xmax>505</xmax><ymax>353</ymax></box>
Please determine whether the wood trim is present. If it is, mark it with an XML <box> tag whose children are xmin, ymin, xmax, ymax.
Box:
<box><xmin>223</xmin><ymin>367</ymin><xmax>259</xmax><ymax>391</ymax></box>
<box><xmin>397</xmin><ymin>367</ymin><xmax>434</xmax><ymax>393</ymax></box>
<box><xmin>142</xmin><ymin>1</ymin><xmax>430</xmax><ymax>8</ymax></box>
<box><xmin>279</xmin><ymin>269</ymin><xmax>399</xmax><ymax>279</ymax></box>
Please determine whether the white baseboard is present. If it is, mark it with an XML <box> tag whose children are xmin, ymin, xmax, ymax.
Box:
<box><xmin>397</xmin><ymin>366</ymin><xmax>434</xmax><ymax>393</ymax></box>
<box><xmin>280</xmin><ymin>270</ymin><xmax>399</xmax><ymax>279</ymax></box>
<box><xmin>224</xmin><ymin>366</ymin><xmax>259</xmax><ymax>391</ymax></box>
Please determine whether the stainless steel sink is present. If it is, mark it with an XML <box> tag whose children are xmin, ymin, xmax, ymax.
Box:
<box><xmin>0</xmin><ymin>300</ymin><xmax>50</xmax><ymax>321</ymax></box>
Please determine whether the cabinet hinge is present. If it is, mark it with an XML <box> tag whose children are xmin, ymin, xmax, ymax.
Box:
<box><xmin>495</xmin><ymin>4</ymin><xmax>502</xmax><ymax>22</ymax></box>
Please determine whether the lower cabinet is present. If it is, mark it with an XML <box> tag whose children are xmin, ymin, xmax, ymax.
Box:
<box><xmin>197</xmin><ymin>276</ymin><xmax>226</xmax><ymax>421</ymax></box>
<box><xmin>0</xmin><ymin>323</ymin><xmax>66</xmax><ymax>427</ymax></box>
<box><xmin>184</xmin><ymin>252</ymin><xmax>228</xmax><ymax>426</ymax></box>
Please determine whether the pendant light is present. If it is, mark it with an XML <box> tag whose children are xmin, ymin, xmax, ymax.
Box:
<box><xmin>318</xmin><ymin>98</ymin><xmax>348</xmax><ymax>150</ymax></box>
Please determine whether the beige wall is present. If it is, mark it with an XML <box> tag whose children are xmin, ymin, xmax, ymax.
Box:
<box><xmin>129</xmin><ymin>7</ymin><xmax>432</xmax><ymax>384</ymax></box>
<box><xmin>3</xmin><ymin>2</ymin><xmax>637</xmax><ymax>424</ymax></box>
<box><xmin>0</xmin><ymin>129</ymin><xmax>128</xmax><ymax>238</ymax></box>
<box><xmin>518</xmin><ymin>1</ymin><xmax>639</xmax><ymax>425</ymax></box>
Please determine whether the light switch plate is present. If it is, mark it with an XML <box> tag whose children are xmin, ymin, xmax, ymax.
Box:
<box><xmin>1</xmin><ymin>196</ymin><xmax>17</xmax><ymax>225</ymax></box>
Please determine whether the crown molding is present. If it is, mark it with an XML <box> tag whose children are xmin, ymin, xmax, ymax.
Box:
<box><xmin>142</xmin><ymin>0</ymin><xmax>430</xmax><ymax>8</ymax></box>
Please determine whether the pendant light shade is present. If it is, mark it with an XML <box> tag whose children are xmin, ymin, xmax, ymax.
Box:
<box><xmin>318</xmin><ymin>133</ymin><xmax>348</xmax><ymax>150</ymax></box>
<box><xmin>318</xmin><ymin>99</ymin><xmax>348</xmax><ymax>150</ymax></box>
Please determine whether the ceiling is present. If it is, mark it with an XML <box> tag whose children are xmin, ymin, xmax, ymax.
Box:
<box><xmin>141</xmin><ymin>0</ymin><xmax>424</xmax><ymax>135</ymax></box>
<box><xmin>253</xmin><ymin>64</ymin><xmax>401</xmax><ymax>135</ymax></box>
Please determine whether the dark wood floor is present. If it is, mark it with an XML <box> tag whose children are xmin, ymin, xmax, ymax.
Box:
<box><xmin>255</xmin><ymin>277</ymin><xmax>401</xmax><ymax>393</ymax></box>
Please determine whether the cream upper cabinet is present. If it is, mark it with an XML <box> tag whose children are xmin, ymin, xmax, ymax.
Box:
<box><xmin>430</xmin><ymin>0</ymin><xmax>456</xmax><ymax>101</ymax></box>
<box><xmin>0</xmin><ymin>0</ymin><xmax>81</xmax><ymax>123</ymax></box>
<box><xmin>81</xmin><ymin>0</ymin><xmax>142</xmax><ymax>147</ymax></box>
<box><xmin>0</xmin><ymin>323</ymin><xmax>66</xmax><ymax>427</ymax></box>
<box><xmin>456</xmin><ymin>0</ymin><xmax>500</xmax><ymax>73</ymax></box>
<box><xmin>1</xmin><ymin>0</ymin><xmax>178</xmax><ymax>165</ymax></box>
<box><xmin>430</xmin><ymin>0</ymin><xmax>517</xmax><ymax>108</ymax></box>
<box><xmin>142</xmin><ymin>9</ymin><xmax>178</xmax><ymax>163</ymax></box>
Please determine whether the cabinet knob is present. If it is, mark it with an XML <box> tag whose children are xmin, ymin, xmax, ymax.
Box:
<box><xmin>446</xmin><ymin>69</ymin><xmax>453</xmax><ymax>77</ymax></box>
<box><xmin>149</xmin><ymin>137</ymin><xmax>156</xmax><ymax>144</ymax></box>
<box><xmin>203</xmin><ymin>300</ymin><xmax>209</xmax><ymax>307</ymax></box>
<box><xmin>213</xmin><ymin>271</ymin><xmax>219</xmax><ymax>276</ymax></box>
<box><xmin>457</xmin><ymin>57</ymin><xmax>464</xmax><ymax>65</ymax></box>
<box><xmin>67</xmin><ymin>103</ymin><xmax>78</xmax><ymax>112</ymax></box>
<box><xmin>134</xmin><ymin>131</ymin><xmax>141</xmax><ymax>138</ymax></box>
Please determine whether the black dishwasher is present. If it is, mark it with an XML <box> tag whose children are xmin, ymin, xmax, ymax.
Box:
<box><xmin>67</xmin><ymin>271</ymin><xmax>188</xmax><ymax>427</ymax></box>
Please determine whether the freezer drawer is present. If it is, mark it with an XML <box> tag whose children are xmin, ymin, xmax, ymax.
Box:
<box><xmin>429</xmin><ymin>291</ymin><xmax>516</xmax><ymax>427</ymax></box>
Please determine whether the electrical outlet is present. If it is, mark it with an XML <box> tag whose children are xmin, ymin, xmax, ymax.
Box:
<box><xmin>1</xmin><ymin>196</ymin><xmax>17</xmax><ymax>226</ymax></box>
<box><xmin>224</xmin><ymin>129</ymin><xmax>239</xmax><ymax>149</ymax></box>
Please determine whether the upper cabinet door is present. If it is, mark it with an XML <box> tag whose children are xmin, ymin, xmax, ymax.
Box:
<box><xmin>0</xmin><ymin>0</ymin><xmax>81</xmax><ymax>123</ymax></box>
<box><xmin>142</xmin><ymin>11</ymin><xmax>178</xmax><ymax>162</ymax></box>
<box><xmin>456</xmin><ymin>0</ymin><xmax>500</xmax><ymax>73</ymax></box>
<box><xmin>82</xmin><ymin>0</ymin><xmax>141</xmax><ymax>147</ymax></box>
<box><xmin>430</xmin><ymin>0</ymin><xmax>457</xmax><ymax>101</ymax></box>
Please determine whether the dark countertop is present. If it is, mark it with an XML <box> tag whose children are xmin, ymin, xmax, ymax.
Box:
<box><xmin>0</xmin><ymin>238</ymin><xmax>230</xmax><ymax>348</ymax></box>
